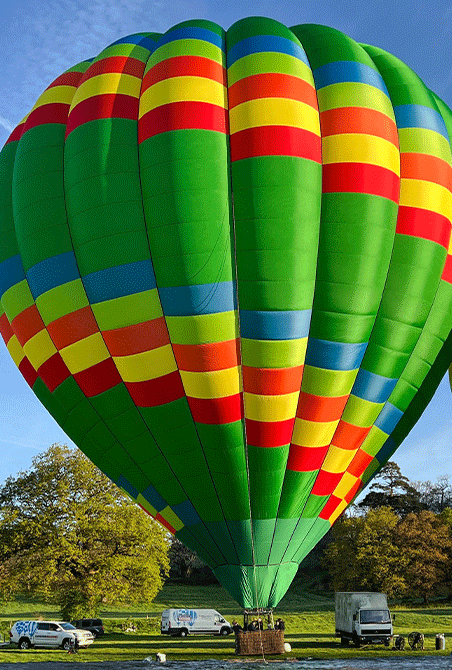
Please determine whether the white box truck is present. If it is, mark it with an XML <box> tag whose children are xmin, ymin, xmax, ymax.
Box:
<box><xmin>160</xmin><ymin>609</ymin><xmax>232</xmax><ymax>637</ymax></box>
<box><xmin>335</xmin><ymin>592</ymin><xmax>393</xmax><ymax>647</ymax></box>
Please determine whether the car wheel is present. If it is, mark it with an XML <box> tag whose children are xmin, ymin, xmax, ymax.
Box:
<box><xmin>179</xmin><ymin>629</ymin><xmax>188</xmax><ymax>637</ymax></box>
<box><xmin>220</xmin><ymin>627</ymin><xmax>230</xmax><ymax>635</ymax></box>
<box><xmin>18</xmin><ymin>637</ymin><xmax>31</xmax><ymax>650</ymax></box>
<box><xmin>62</xmin><ymin>638</ymin><xmax>73</xmax><ymax>651</ymax></box>
<box><xmin>92</xmin><ymin>631</ymin><xmax>98</xmax><ymax>639</ymax></box>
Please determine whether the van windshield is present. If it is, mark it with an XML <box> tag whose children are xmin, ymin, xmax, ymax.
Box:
<box><xmin>360</xmin><ymin>610</ymin><xmax>391</xmax><ymax>624</ymax></box>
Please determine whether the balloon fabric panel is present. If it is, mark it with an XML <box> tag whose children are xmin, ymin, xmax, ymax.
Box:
<box><xmin>1</xmin><ymin>18</ymin><xmax>452</xmax><ymax>610</ymax></box>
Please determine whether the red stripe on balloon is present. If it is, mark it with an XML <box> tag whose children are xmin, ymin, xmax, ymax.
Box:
<box><xmin>242</xmin><ymin>365</ymin><xmax>303</xmax><ymax>395</ymax></box>
<box><xmin>396</xmin><ymin>206</ymin><xmax>451</xmax><ymax>249</ymax></box>
<box><xmin>322</xmin><ymin>163</ymin><xmax>400</xmax><ymax>202</ymax></box>
<box><xmin>6</xmin><ymin>122</ymin><xmax>26</xmax><ymax>144</ymax></box>
<box><xmin>103</xmin><ymin>317</ymin><xmax>170</xmax><ymax>357</ymax></box>
<box><xmin>47</xmin><ymin>71</ymin><xmax>86</xmax><ymax>89</ymax></box>
<box><xmin>156</xmin><ymin>514</ymin><xmax>176</xmax><ymax>534</ymax></box>
<box><xmin>172</xmin><ymin>340</ymin><xmax>240</xmax><ymax>372</ymax></box>
<box><xmin>25</xmin><ymin>103</ymin><xmax>71</xmax><ymax>131</ymax></box>
<box><xmin>47</xmin><ymin>306</ymin><xmax>99</xmax><ymax>350</ymax></box>
<box><xmin>0</xmin><ymin>313</ymin><xmax>12</xmax><ymax>344</ymax></box>
<box><xmin>230</xmin><ymin>126</ymin><xmax>321</xmax><ymax>162</ymax></box>
<box><xmin>81</xmin><ymin>57</ymin><xmax>145</xmax><ymax>81</ymax></box>
<box><xmin>11</xmin><ymin>304</ymin><xmax>44</xmax><ymax>346</ymax></box>
<box><xmin>138</xmin><ymin>101</ymin><xmax>228</xmax><ymax>142</ymax></box>
<box><xmin>66</xmin><ymin>94</ymin><xmax>139</xmax><ymax>136</ymax></box>
<box><xmin>38</xmin><ymin>353</ymin><xmax>71</xmax><ymax>392</ymax></box>
<box><xmin>441</xmin><ymin>254</ymin><xmax>452</xmax><ymax>283</ymax></box>
<box><xmin>331</xmin><ymin>421</ymin><xmax>372</xmax><ymax>451</ymax></box>
<box><xmin>320</xmin><ymin>107</ymin><xmax>399</xmax><ymax>146</ymax></box>
<box><xmin>74</xmin><ymin>357</ymin><xmax>123</xmax><ymax>397</ymax></box>
<box><xmin>125</xmin><ymin>370</ymin><xmax>185</xmax><ymax>407</ymax></box>
<box><xmin>296</xmin><ymin>391</ymin><xmax>348</xmax><ymax>422</ymax></box>
<box><xmin>19</xmin><ymin>356</ymin><xmax>39</xmax><ymax>388</ymax></box>
<box><xmin>228</xmin><ymin>73</ymin><xmax>318</xmax><ymax>110</ymax></box>
<box><xmin>142</xmin><ymin>56</ymin><xmax>226</xmax><ymax>92</ymax></box>
<box><xmin>311</xmin><ymin>470</ymin><xmax>342</xmax><ymax>496</ymax></box>
<box><xmin>188</xmin><ymin>394</ymin><xmax>243</xmax><ymax>424</ymax></box>
<box><xmin>318</xmin><ymin>494</ymin><xmax>343</xmax><ymax>520</ymax></box>
<box><xmin>344</xmin><ymin>478</ymin><xmax>362</xmax><ymax>503</ymax></box>
<box><xmin>347</xmin><ymin>449</ymin><xmax>373</xmax><ymax>478</ymax></box>
<box><xmin>286</xmin><ymin>444</ymin><xmax>329</xmax><ymax>471</ymax></box>
<box><xmin>245</xmin><ymin>417</ymin><xmax>295</xmax><ymax>448</ymax></box>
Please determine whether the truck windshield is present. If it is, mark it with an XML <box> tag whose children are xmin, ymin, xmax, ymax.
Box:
<box><xmin>360</xmin><ymin>610</ymin><xmax>391</xmax><ymax>624</ymax></box>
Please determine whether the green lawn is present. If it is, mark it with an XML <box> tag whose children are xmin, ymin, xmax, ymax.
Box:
<box><xmin>1</xmin><ymin>579</ymin><xmax>451</xmax><ymax>662</ymax></box>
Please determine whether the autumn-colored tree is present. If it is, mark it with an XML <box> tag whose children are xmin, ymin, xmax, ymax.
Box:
<box><xmin>395</xmin><ymin>510</ymin><xmax>452</xmax><ymax>604</ymax></box>
<box><xmin>0</xmin><ymin>444</ymin><xmax>170</xmax><ymax>619</ymax></box>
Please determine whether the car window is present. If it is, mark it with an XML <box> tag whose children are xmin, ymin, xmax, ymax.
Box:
<box><xmin>36</xmin><ymin>623</ymin><xmax>48</xmax><ymax>630</ymax></box>
<box><xmin>82</xmin><ymin>620</ymin><xmax>90</xmax><ymax>626</ymax></box>
<box><xmin>93</xmin><ymin>619</ymin><xmax>102</xmax><ymax>625</ymax></box>
<box><xmin>49</xmin><ymin>624</ymin><xmax>59</xmax><ymax>631</ymax></box>
<box><xmin>60</xmin><ymin>623</ymin><xmax>76</xmax><ymax>630</ymax></box>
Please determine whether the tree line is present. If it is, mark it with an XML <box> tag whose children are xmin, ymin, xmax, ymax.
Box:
<box><xmin>323</xmin><ymin>462</ymin><xmax>452</xmax><ymax>604</ymax></box>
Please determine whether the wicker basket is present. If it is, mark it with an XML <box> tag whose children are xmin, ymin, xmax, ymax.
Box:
<box><xmin>235</xmin><ymin>630</ymin><xmax>285</xmax><ymax>655</ymax></box>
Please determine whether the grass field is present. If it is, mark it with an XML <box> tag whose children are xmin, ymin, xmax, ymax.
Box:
<box><xmin>1</xmin><ymin>579</ymin><xmax>451</xmax><ymax>663</ymax></box>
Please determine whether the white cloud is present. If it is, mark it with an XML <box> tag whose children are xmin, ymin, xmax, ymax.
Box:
<box><xmin>0</xmin><ymin>115</ymin><xmax>14</xmax><ymax>133</ymax></box>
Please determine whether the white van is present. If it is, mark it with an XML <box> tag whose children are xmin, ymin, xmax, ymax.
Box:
<box><xmin>161</xmin><ymin>609</ymin><xmax>232</xmax><ymax>637</ymax></box>
<box><xmin>9</xmin><ymin>620</ymin><xmax>94</xmax><ymax>650</ymax></box>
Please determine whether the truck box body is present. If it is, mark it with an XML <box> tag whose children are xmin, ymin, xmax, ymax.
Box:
<box><xmin>335</xmin><ymin>592</ymin><xmax>393</xmax><ymax>646</ymax></box>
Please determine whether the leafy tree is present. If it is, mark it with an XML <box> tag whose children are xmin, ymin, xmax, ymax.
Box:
<box><xmin>323</xmin><ymin>507</ymin><xmax>406</xmax><ymax>597</ymax></box>
<box><xmin>358</xmin><ymin>461</ymin><xmax>425</xmax><ymax>516</ymax></box>
<box><xmin>395</xmin><ymin>510</ymin><xmax>452</xmax><ymax>604</ymax></box>
<box><xmin>168</xmin><ymin>539</ymin><xmax>217</xmax><ymax>584</ymax></box>
<box><xmin>0</xmin><ymin>444</ymin><xmax>170</xmax><ymax>619</ymax></box>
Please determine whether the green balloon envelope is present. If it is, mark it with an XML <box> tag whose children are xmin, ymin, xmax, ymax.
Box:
<box><xmin>1</xmin><ymin>18</ymin><xmax>452</xmax><ymax>608</ymax></box>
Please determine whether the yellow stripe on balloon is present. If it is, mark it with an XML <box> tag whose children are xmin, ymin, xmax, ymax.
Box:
<box><xmin>229</xmin><ymin>97</ymin><xmax>320</xmax><ymax>136</ymax></box>
<box><xmin>23</xmin><ymin>329</ymin><xmax>57</xmax><ymax>370</ymax></box>
<box><xmin>399</xmin><ymin>179</ymin><xmax>452</xmax><ymax>220</ymax></box>
<box><xmin>180</xmin><ymin>367</ymin><xmax>242</xmax><ymax>399</ymax></box>
<box><xmin>113</xmin><ymin>344</ymin><xmax>177</xmax><ymax>382</ymax></box>
<box><xmin>292</xmin><ymin>417</ymin><xmax>338</xmax><ymax>448</ymax></box>
<box><xmin>329</xmin><ymin>498</ymin><xmax>348</xmax><ymax>524</ymax></box>
<box><xmin>333</xmin><ymin>471</ymin><xmax>359</xmax><ymax>499</ymax></box>
<box><xmin>7</xmin><ymin>334</ymin><xmax>25</xmax><ymax>367</ymax></box>
<box><xmin>321</xmin><ymin>445</ymin><xmax>355</xmax><ymax>474</ymax></box>
<box><xmin>139</xmin><ymin>77</ymin><xmax>228</xmax><ymax>118</ymax></box>
<box><xmin>322</xmin><ymin>133</ymin><xmax>400</xmax><ymax>175</ymax></box>
<box><xmin>243</xmin><ymin>391</ymin><xmax>299</xmax><ymax>422</ymax></box>
<box><xmin>60</xmin><ymin>332</ymin><xmax>110</xmax><ymax>374</ymax></box>
<box><xmin>31</xmin><ymin>86</ymin><xmax>78</xmax><ymax>110</ymax></box>
<box><xmin>70</xmin><ymin>73</ymin><xmax>142</xmax><ymax>109</ymax></box>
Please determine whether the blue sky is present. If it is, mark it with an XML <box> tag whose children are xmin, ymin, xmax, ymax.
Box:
<box><xmin>0</xmin><ymin>0</ymin><xmax>451</xmax><ymax>486</ymax></box>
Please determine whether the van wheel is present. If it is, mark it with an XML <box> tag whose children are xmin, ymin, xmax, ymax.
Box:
<box><xmin>18</xmin><ymin>637</ymin><xmax>31</xmax><ymax>650</ymax></box>
<box><xmin>340</xmin><ymin>636</ymin><xmax>349</xmax><ymax>646</ymax></box>
<box><xmin>62</xmin><ymin>638</ymin><xmax>73</xmax><ymax>650</ymax></box>
<box><xmin>220</xmin><ymin>627</ymin><xmax>230</xmax><ymax>635</ymax></box>
<box><xmin>179</xmin><ymin>629</ymin><xmax>188</xmax><ymax>637</ymax></box>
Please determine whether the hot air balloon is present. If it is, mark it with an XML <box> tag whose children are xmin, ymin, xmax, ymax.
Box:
<box><xmin>1</xmin><ymin>17</ymin><xmax>452</xmax><ymax>610</ymax></box>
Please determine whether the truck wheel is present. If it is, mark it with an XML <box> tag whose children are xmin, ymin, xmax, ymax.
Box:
<box><xmin>179</xmin><ymin>629</ymin><xmax>188</xmax><ymax>637</ymax></box>
<box><xmin>220</xmin><ymin>627</ymin><xmax>230</xmax><ymax>635</ymax></box>
<box><xmin>18</xmin><ymin>637</ymin><xmax>31</xmax><ymax>650</ymax></box>
<box><xmin>62</xmin><ymin>638</ymin><xmax>73</xmax><ymax>650</ymax></box>
<box><xmin>353</xmin><ymin>633</ymin><xmax>361</xmax><ymax>648</ymax></box>
<box><xmin>340</xmin><ymin>636</ymin><xmax>349</xmax><ymax>646</ymax></box>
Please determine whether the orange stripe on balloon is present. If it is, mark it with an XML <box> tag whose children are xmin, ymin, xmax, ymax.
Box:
<box><xmin>228</xmin><ymin>73</ymin><xmax>318</xmax><ymax>110</ymax></box>
<box><xmin>102</xmin><ymin>317</ymin><xmax>170</xmax><ymax>357</ymax></box>
<box><xmin>12</xmin><ymin>304</ymin><xmax>44</xmax><ymax>346</ymax></box>
<box><xmin>347</xmin><ymin>449</ymin><xmax>373</xmax><ymax>477</ymax></box>
<box><xmin>142</xmin><ymin>56</ymin><xmax>226</xmax><ymax>92</ymax></box>
<box><xmin>46</xmin><ymin>306</ymin><xmax>99</xmax><ymax>350</ymax></box>
<box><xmin>400</xmin><ymin>152</ymin><xmax>452</xmax><ymax>189</ymax></box>
<box><xmin>320</xmin><ymin>107</ymin><xmax>399</xmax><ymax>146</ymax></box>
<box><xmin>296</xmin><ymin>391</ymin><xmax>348</xmax><ymax>422</ymax></box>
<box><xmin>172</xmin><ymin>340</ymin><xmax>240</xmax><ymax>372</ymax></box>
<box><xmin>331</xmin><ymin>421</ymin><xmax>372</xmax><ymax>451</ymax></box>
<box><xmin>242</xmin><ymin>365</ymin><xmax>303</xmax><ymax>395</ymax></box>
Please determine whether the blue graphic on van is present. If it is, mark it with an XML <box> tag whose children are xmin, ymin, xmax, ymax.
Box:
<box><xmin>15</xmin><ymin>621</ymin><xmax>38</xmax><ymax>637</ymax></box>
<box><xmin>173</xmin><ymin>610</ymin><xmax>198</xmax><ymax>626</ymax></box>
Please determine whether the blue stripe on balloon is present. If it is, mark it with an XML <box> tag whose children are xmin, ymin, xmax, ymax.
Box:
<box><xmin>227</xmin><ymin>35</ymin><xmax>309</xmax><ymax>68</ymax></box>
<box><xmin>351</xmin><ymin>368</ymin><xmax>398</xmax><ymax>403</ymax></box>
<box><xmin>117</xmin><ymin>474</ymin><xmax>139</xmax><ymax>500</ymax></box>
<box><xmin>0</xmin><ymin>255</ymin><xmax>24</xmax><ymax>298</ymax></box>
<box><xmin>313</xmin><ymin>61</ymin><xmax>390</xmax><ymax>96</ymax></box>
<box><xmin>141</xmin><ymin>484</ymin><xmax>166</xmax><ymax>512</ymax></box>
<box><xmin>83</xmin><ymin>259</ymin><xmax>156</xmax><ymax>304</ymax></box>
<box><xmin>110</xmin><ymin>34</ymin><xmax>160</xmax><ymax>51</ymax></box>
<box><xmin>159</xmin><ymin>281</ymin><xmax>236</xmax><ymax>316</ymax></box>
<box><xmin>239</xmin><ymin>309</ymin><xmax>311</xmax><ymax>340</ymax></box>
<box><xmin>305</xmin><ymin>338</ymin><xmax>367</xmax><ymax>371</ymax></box>
<box><xmin>393</xmin><ymin>104</ymin><xmax>449</xmax><ymax>140</ymax></box>
<box><xmin>158</xmin><ymin>27</ymin><xmax>225</xmax><ymax>50</ymax></box>
<box><xmin>172</xmin><ymin>500</ymin><xmax>202</xmax><ymax>526</ymax></box>
<box><xmin>374</xmin><ymin>402</ymin><xmax>403</xmax><ymax>435</ymax></box>
<box><xmin>26</xmin><ymin>252</ymin><xmax>80</xmax><ymax>300</ymax></box>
